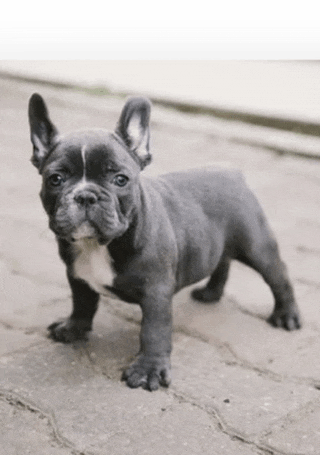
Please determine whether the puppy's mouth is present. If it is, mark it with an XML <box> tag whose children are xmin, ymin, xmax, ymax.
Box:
<box><xmin>70</xmin><ymin>221</ymin><xmax>97</xmax><ymax>242</ymax></box>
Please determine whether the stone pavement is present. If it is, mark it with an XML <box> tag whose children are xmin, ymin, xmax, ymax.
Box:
<box><xmin>1</xmin><ymin>74</ymin><xmax>320</xmax><ymax>455</ymax></box>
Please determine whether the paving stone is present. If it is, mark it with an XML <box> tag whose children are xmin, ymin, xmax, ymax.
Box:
<box><xmin>174</xmin><ymin>286</ymin><xmax>320</xmax><ymax>383</ymax></box>
<box><xmin>261</xmin><ymin>400</ymin><xmax>320</xmax><ymax>455</ymax></box>
<box><xmin>0</xmin><ymin>398</ymin><xmax>72</xmax><ymax>455</ymax></box>
<box><xmin>0</xmin><ymin>326</ymin><xmax>42</xmax><ymax>357</ymax></box>
<box><xmin>0</xmin><ymin>326</ymin><xmax>260</xmax><ymax>455</ymax></box>
<box><xmin>171</xmin><ymin>335</ymin><xmax>319</xmax><ymax>439</ymax></box>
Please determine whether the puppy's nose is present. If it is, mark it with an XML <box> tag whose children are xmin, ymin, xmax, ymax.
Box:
<box><xmin>74</xmin><ymin>190</ymin><xmax>98</xmax><ymax>206</ymax></box>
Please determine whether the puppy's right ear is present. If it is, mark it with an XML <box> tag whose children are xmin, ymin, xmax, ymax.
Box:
<box><xmin>28</xmin><ymin>94</ymin><xmax>58</xmax><ymax>171</ymax></box>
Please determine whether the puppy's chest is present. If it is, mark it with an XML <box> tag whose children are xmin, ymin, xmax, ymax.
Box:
<box><xmin>72</xmin><ymin>239</ymin><xmax>115</xmax><ymax>295</ymax></box>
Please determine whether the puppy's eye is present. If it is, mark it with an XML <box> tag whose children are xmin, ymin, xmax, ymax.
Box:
<box><xmin>113</xmin><ymin>174</ymin><xmax>129</xmax><ymax>187</ymax></box>
<box><xmin>49</xmin><ymin>174</ymin><xmax>64</xmax><ymax>187</ymax></box>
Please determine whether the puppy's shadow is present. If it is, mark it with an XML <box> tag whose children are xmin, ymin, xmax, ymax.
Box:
<box><xmin>68</xmin><ymin>323</ymin><xmax>141</xmax><ymax>379</ymax></box>
<box><xmin>90</xmin><ymin>324</ymin><xmax>139</xmax><ymax>359</ymax></box>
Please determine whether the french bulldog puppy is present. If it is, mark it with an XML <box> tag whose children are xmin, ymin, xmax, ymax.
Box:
<box><xmin>28</xmin><ymin>93</ymin><xmax>301</xmax><ymax>391</ymax></box>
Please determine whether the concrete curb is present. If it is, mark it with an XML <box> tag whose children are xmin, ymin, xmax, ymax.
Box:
<box><xmin>1</xmin><ymin>69</ymin><xmax>320</xmax><ymax>160</ymax></box>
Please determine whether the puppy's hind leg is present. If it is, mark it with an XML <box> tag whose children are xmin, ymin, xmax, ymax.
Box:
<box><xmin>238</xmin><ymin>221</ymin><xmax>301</xmax><ymax>331</ymax></box>
<box><xmin>192</xmin><ymin>256</ymin><xmax>231</xmax><ymax>303</ymax></box>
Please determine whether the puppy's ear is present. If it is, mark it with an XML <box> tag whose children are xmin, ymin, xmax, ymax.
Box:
<box><xmin>115</xmin><ymin>96</ymin><xmax>151</xmax><ymax>169</ymax></box>
<box><xmin>28</xmin><ymin>93</ymin><xmax>58</xmax><ymax>171</ymax></box>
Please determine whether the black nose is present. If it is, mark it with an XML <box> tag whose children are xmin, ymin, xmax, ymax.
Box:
<box><xmin>74</xmin><ymin>190</ymin><xmax>98</xmax><ymax>206</ymax></box>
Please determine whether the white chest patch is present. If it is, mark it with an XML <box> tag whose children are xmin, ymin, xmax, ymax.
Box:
<box><xmin>72</xmin><ymin>238</ymin><xmax>115</xmax><ymax>295</ymax></box>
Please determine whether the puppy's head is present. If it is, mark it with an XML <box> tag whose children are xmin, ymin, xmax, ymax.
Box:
<box><xmin>28</xmin><ymin>94</ymin><xmax>152</xmax><ymax>244</ymax></box>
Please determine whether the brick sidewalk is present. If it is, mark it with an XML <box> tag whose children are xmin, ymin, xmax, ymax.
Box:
<box><xmin>1</xmin><ymin>75</ymin><xmax>320</xmax><ymax>455</ymax></box>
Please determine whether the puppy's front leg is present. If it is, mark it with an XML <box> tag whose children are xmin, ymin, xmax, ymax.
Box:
<box><xmin>123</xmin><ymin>293</ymin><xmax>173</xmax><ymax>391</ymax></box>
<box><xmin>48</xmin><ymin>273</ymin><xmax>100</xmax><ymax>343</ymax></box>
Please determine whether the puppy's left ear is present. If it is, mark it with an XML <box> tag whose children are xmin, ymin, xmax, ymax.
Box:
<box><xmin>28</xmin><ymin>93</ymin><xmax>58</xmax><ymax>171</ymax></box>
<box><xmin>115</xmin><ymin>96</ymin><xmax>151</xmax><ymax>169</ymax></box>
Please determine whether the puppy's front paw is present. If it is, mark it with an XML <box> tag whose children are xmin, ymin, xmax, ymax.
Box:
<box><xmin>268</xmin><ymin>307</ymin><xmax>301</xmax><ymax>331</ymax></box>
<box><xmin>122</xmin><ymin>355</ymin><xmax>171</xmax><ymax>391</ymax></box>
<box><xmin>48</xmin><ymin>318</ymin><xmax>92</xmax><ymax>342</ymax></box>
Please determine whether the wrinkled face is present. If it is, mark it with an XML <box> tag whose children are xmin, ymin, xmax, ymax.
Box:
<box><xmin>41</xmin><ymin>130</ymin><xmax>141</xmax><ymax>244</ymax></box>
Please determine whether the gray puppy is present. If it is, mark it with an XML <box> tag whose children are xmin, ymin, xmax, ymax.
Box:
<box><xmin>28</xmin><ymin>94</ymin><xmax>301</xmax><ymax>391</ymax></box>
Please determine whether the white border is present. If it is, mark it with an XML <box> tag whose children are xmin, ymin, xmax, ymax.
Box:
<box><xmin>1</xmin><ymin>1</ymin><xmax>320</xmax><ymax>59</ymax></box>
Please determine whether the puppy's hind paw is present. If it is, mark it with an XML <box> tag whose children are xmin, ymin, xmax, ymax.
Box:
<box><xmin>191</xmin><ymin>286</ymin><xmax>222</xmax><ymax>303</ymax></box>
<box><xmin>267</xmin><ymin>308</ymin><xmax>301</xmax><ymax>331</ymax></box>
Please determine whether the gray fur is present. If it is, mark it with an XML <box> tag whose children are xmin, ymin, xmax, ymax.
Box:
<box><xmin>29</xmin><ymin>94</ymin><xmax>301</xmax><ymax>391</ymax></box>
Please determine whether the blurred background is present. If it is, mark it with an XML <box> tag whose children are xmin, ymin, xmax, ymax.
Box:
<box><xmin>1</xmin><ymin>60</ymin><xmax>320</xmax><ymax>125</ymax></box>
<box><xmin>1</xmin><ymin>60</ymin><xmax>320</xmax><ymax>159</ymax></box>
